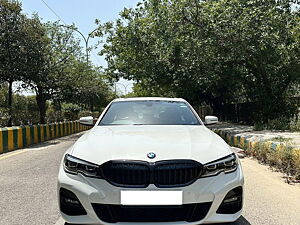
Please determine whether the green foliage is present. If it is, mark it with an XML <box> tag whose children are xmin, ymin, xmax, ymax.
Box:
<box><xmin>22</xmin><ymin>20</ymin><xmax>114</xmax><ymax>123</ymax></box>
<box><xmin>0</xmin><ymin>85</ymin><xmax>40</xmax><ymax>126</ymax></box>
<box><xmin>0</xmin><ymin>83</ymin><xmax>7</xmax><ymax>106</ymax></box>
<box><xmin>61</xmin><ymin>103</ymin><xmax>81</xmax><ymax>121</ymax></box>
<box><xmin>98</xmin><ymin>0</ymin><xmax>300</xmax><ymax>123</ymax></box>
<box><xmin>0</xmin><ymin>0</ymin><xmax>46</xmax><ymax>125</ymax></box>
<box><xmin>0</xmin><ymin>84</ymin><xmax>8</xmax><ymax>126</ymax></box>
<box><xmin>290</xmin><ymin>112</ymin><xmax>300</xmax><ymax>131</ymax></box>
<box><xmin>254</xmin><ymin>115</ymin><xmax>300</xmax><ymax>131</ymax></box>
<box><xmin>46</xmin><ymin>104</ymin><xmax>64</xmax><ymax>123</ymax></box>
<box><xmin>21</xmin><ymin>20</ymin><xmax>84</xmax><ymax>124</ymax></box>
<box><xmin>12</xmin><ymin>94</ymin><xmax>40</xmax><ymax>125</ymax></box>
<box><xmin>0</xmin><ymin>0</ymin><xmax>32</xmax><ymax>82</ymax></box>
<box><xmin>267</xmin><ymin>117</ymin><xmax>292</xmax><ymax>130</ymax></box>
<box><xmin>124</xmin><ymin>83</ymin><xmax>175</xmax><ymax>98</ymax></box>
<box><xmin>290</xmin><ymin>120</ymin><xmax>300</xmax><ymax>131</ymax></box>
<box><xmin>78</xmin><ymin>110</ymin><xmax>101</xmax><ymax>119</ymax></box>
<box><xmin>253</xmin><ymin>122</ymin><xmax>265</xmax><ymax>131</ymax></box>
<box><xmin>0</xmin><ymin>1</ymin><xmax>114</xmax><ymax>125</ymax></box>
<box><xmin>59</xmin><ymin>60</ymin><xmax>113</xmax><ymax>112</ymax></box>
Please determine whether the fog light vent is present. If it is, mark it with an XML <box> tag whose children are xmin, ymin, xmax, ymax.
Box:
<box><xmin>60</xmin><ymin>188</ymin><xmax>87</xmax><ymax>216</ymax></box>
<box><xmin>217</xmin><ymin>186</ymin><xmax>242</xmax><ymax>214</ymax></box>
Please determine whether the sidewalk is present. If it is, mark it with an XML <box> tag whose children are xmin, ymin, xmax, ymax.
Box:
<box><xmin>210</xmin><ymin>122</ymin><xmax>300</xmax><ymax>182</ymax></box>
<box><xmin>210</xmin><ymin>122</ymin><xmax>300</xmax><ymax>149</ymax></box>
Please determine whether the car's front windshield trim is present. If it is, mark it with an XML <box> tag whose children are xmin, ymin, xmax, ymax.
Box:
<box><xmin>98</xmin><ymin>100</ymin><xmax>202</xmax><ymax>126</ymax></box>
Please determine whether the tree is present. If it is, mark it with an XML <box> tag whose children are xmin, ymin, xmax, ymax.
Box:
<box><xmin>23</xmin><ymin>20</ymin><xmax>114</xmax><ymax>123</ymax></box>
<box><xmin>59</xmin><ymin>59</ymin><xmax>114</xmax><ymax>112</ymax></box>
<box><xmin>98</xmin><ymin>0</ymin><xmax>245</xmax><ymax>107</ymax></box>
<box><xmin>23</xmin><ymin>21</ymin><xmax>83</xmax><ymax>124</ymax></box>
<box><xmin>98</xmin><ymin>0</ymin><xmax>300</xmax><ymax>123</ymax></box>
<box><xmin>191</xmin><ymin>0</ymin><xmax>300</xmax><ymax>121</ymax></box>
<box><xmin>0</xmin><ymin>84</ymin><xmax>40</xmax><ymax>126</ymax></box>
<box><xmin>0</xmin><ymin>0</ymin><xmax>39</xmax><ymax>126</ymax></box>
<box><xmin>0</xmin><ymin>1</ymin><xmax>113</xmax><ymax>125</ymax></box>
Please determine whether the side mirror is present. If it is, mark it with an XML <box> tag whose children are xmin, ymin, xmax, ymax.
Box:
<box><xmin>79</xmin><ymin>116</ymin><xmax>94</xmax><ymax>126</ymax></box>
<box><xmin>205</xmin><ymin>116</ymin><xmax>218</xmax><ymax>125</ymax></box>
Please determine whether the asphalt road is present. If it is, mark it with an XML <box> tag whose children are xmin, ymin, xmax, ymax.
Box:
<box><xmin>0</xmin><ymin>132</ymin><xmax>299</xmax><ymax>225</ymax></box>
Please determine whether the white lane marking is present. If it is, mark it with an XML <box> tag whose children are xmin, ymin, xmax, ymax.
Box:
<box><xmin>54</xmin><ymin>217</ymin><xmax>64</xmax><ymax>225</ymax></box>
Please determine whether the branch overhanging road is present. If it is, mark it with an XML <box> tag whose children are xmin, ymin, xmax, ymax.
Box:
<box><xmin>0</xmin><ymin>133</ymin><xmax>299</xmax><ymax>225</ymax></box>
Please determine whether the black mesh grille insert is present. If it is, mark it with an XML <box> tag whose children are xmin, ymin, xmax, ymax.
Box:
<box><xmin>92</xmin><ymin>202</ymin><xmax>212</xmax><ymax>223</ymax></box>
<box><xmin>99</xmin><ymin>160</ymin><xmax>203</xmax><ymax>188</ymax></box>
<box><xmin>154</xmin><ymin>161</ymin><xmax>202</xmax><ymax>187</ymax></box>
<box><xmin>101</xmin><ymin>161</ymin><xmax>150</xmax><ymax>188</ymax></box>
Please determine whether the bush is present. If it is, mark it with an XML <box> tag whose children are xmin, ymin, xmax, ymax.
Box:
<box><xmin>253</xmin><ymin>122</ymin><xmax>264</xmax><ymax>131</ymax></box>
<box><xmin>266</xmin><ymin>117</ymin><xmax>291</xmax><ymax>130</ymax></box>
<box><xmin>294</xmin><ymin>151</ymin><xmax>300</xmax><ymax>180</ymax></box>
<box><xmin>78</xmin><ymin>111</ymin><xmax>101</xmax><ymax>119</ymax></box>
<box><xmin>46</xmin><ymin>106</ymin><xmax>64</xmax><ymax>123</ymax></box>
<box><xmin>252</xmin><ymin>142</ymin><xmax>271</xmax><ymax>163</ymax></box>
<box><xmin>250</xmin><ymin>141</ymin><xmax>300</xmax><ymax>181</ymax></box>
<box><xmin>0</xmin><ymin>94</ymin><xmax>40</xmax><ymax>126</ymax></box>
<box><xmin>281</xmin><ymin>146</ymin><xmax>296</xmax><ymax>176</ymax></box>
<box><xmin>62</xmin><ymin>103</ymin><xmax>82</xmax><ymax>121</ymax></box>
<box><xmin>290</xmin><ymin>117</ymin><xmax>300</xmax><ymax>132</ymax></box>
<box><xmin>253</xmin><ymin>116</ymin><xmax>300</xmax><ymax>131</ymax></box>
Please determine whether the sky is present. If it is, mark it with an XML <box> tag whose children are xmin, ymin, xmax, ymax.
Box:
<box><xmin>19</xmin><ymin>0</ymin><xmax>141</xmax><ymax>94</ymax></box>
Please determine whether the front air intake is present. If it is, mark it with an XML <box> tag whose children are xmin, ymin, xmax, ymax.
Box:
<box><xmin>217</xmin><ymin>186</ymin><xmax>243</xmax><ymax>214</ymax></box>
<box><xmin>59</xmin><ymin>188</ymin><xmax>87</xmax><ymax>216</ymax></box>
<box><xmin>92</xmin><ymin>202</ymin><xmax>212</xmax><ymax>223</ymax></box>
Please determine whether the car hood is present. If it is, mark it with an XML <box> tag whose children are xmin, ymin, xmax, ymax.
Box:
<box><xmin>70</xmin><ymin>125</ymin><xmax>232</xmax><ymax>165</ymax></box>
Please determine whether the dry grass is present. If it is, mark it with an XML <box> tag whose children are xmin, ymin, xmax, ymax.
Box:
<box><xmin>215</xmin><ymin>129</ymin><xmax>300</xmax><ymax>182</ymax></box>
<box><xmin>247</xmin><ymin>142</ymin><xmax>300</xmax><ymax>181</ymax></box>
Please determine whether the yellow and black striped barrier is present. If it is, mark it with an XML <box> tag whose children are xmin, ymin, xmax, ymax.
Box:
<box><xmin>0</xmin><ymin>121</ymin><xmax>89</xmax><ymax>154</ymax></box>
<box><xmin>212</xmin><ymin>128</ymin><xmax>300</xmax><ymax>181</ymax></box>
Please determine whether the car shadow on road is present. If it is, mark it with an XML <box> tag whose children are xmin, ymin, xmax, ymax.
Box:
<box><xmin>64</xmin><ymin>216</ymin><xmax>251</xmax><ymax>225</ymax></box>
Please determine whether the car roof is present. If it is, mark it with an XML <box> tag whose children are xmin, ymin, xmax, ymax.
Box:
<box><xmin>112</xmin><ymin>97</ymin><xmax>187</xmax><ymax>102</ymax></box>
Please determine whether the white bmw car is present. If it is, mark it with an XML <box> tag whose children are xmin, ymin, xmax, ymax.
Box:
<box><xmin>58</xmin><ymin>97</ymin><xmax>244</xmax><ymax>224</ymax></box>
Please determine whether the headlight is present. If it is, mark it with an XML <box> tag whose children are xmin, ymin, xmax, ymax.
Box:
<box><xmin>64</xmin><ymin>154</ymin><xmax>101</xmax><ymax>178</ymax></box>
<box><xmin>201</xmin><ymin>153</ymin><xmax>238</xmax><ymax>178</ymax></box>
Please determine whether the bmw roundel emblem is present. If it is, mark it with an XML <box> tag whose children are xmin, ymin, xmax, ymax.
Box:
<box><xmin>147</xmin><ymin>152</ymin><xmax>156</xmax><ymax>159</ymax></box>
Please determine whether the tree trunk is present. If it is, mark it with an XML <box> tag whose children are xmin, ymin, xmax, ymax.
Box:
<box><xmin>7</xmin><ymin>79</ymin><xmax>13</xmax><ymax>127</ymax></box>
<box><xmin>210</xmin><ymin>98</ymin><xmax>225</xmax><ymax>121</ymax></box>
<box><xmin>36</xmin><ymin>89</ymin><xmax>47</xmax><ymax>124</ymax></box>
<box><xmin>90</xmin><ymin>100</ymin><xmax>94</xmax><ymax>113</ymax></box>
<box><xmin>211</xmin><ymin>101</ymin><xmax>221</xmax><ymax>119</ymax></box>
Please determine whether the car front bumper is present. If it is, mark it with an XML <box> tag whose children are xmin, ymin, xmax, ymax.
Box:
<box><xmin>58</xmin><ymin>161</ymin><xmax>244</xmax><ymax>225</ymax></box>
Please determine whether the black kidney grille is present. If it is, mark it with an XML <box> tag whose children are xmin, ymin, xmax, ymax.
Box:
<box><xmin>101</xmin><ymin>161</ymin><xmax>150</xmax><ymax>187</ymax></box>
<box><xmin>154</xmin><ymin>161</ymin><xmax>202</xmax><ymax>187</ymax></box>
<box><xmin>99</xmin><ymin>160</ymin><xmax>202</xmax><ymax>188</ymax></box>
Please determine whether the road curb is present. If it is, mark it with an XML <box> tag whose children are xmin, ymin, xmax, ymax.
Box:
<box><xmin>212</xmin><ymin>128</ymin><xmax>299</xmax><ymax>152</ymax></box>
<box><xmin>0</xmin><ymin>121</ymin><xmax>89</xmax><ymax>154</ymax></box>
<box><xmin>212</xmin><ymin>128</ymin><xmax>300</xmax><ymax>181</ymax></box>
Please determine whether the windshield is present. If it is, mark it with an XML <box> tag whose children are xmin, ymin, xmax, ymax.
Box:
<box><xmin>99</xmin><ymin>100</ymin><xmax>201</xmax><ymax>126</ymax></box>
